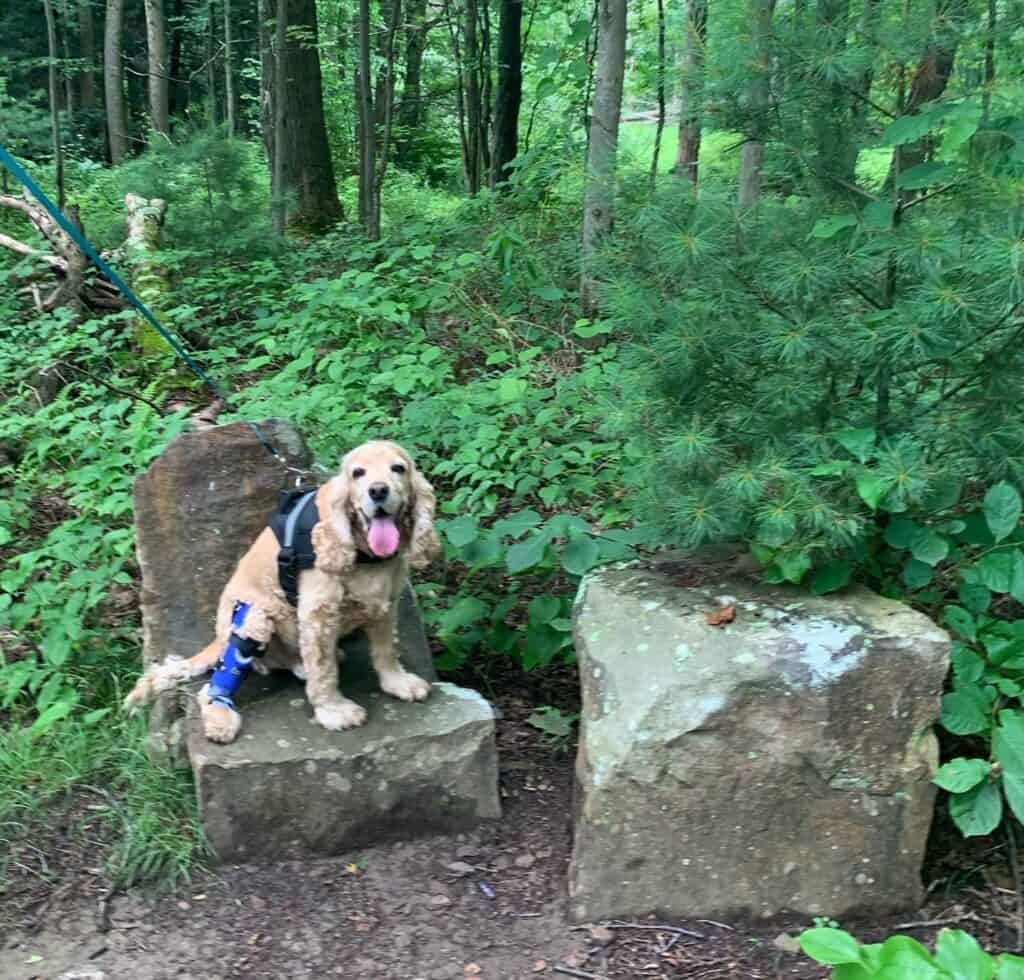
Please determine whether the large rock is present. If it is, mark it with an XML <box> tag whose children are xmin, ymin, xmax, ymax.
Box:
<box><xmin>568</xmin><ymin>560</ymin><xmax>950</xmax><ymax>921</ymax></box>
<box><xmin>133</xmin><ymin>419</ymin><xmax>436</xmax><ymax>762</ymax></box>
<box><xmin>189</xmin><ymin>671</ymin><xmax>500</xmax><ymax>861</ymax></box>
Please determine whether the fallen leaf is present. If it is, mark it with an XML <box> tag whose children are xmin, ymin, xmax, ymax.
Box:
<box><xmin>533</xmin><ymin>961</ymin><xmax>547</xmax><ymax>973</ymax></box>
<box><xmin>247</xmin><ymin>933</ymin><xmax>262</xmax><ymax>946</ymax></box>
<box><xmin>24</xmin><ymin>955</ymin><xmax>43</xmax><ymax>965</ymax></box>
<box><xmin>464</xmin><ymin>965</ymin><xmax>482</xmax><ymax>977</ymax></box>
<box><xmin>706</xmin><ymin>603</ymin><xmax>736</xmax><ymax>626</ymax></box>
<box><xmin>588</xmin><ymin>924</ymin><xmax>615</xmax><ymax>946</ymax></box>
<box><xmin>345</xmin><ymin>863</ymin><xmax>359</xmax><ymax>874</ymax></box>
<box><xmin>772</xmin><ymin>932</ymin><xmax>802</xmax><ymax>954</ymax></box>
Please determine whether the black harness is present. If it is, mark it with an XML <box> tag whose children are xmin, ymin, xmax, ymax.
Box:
<box><xmin>268</xmin><ymin>486</ymin><xmax>393</xmax><ymax>606</ymax></box>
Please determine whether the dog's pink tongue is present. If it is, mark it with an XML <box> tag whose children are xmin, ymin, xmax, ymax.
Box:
<box><xmin>368</xmin><ymin>516</ymin><xmax>400</xmax><ymax>557</ymax></box>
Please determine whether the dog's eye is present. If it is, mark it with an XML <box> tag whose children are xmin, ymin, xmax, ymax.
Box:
<box><xmin>391</xmin><ymin>463</ymin><xmax>407</xmax><ymax>474</ymax></box>
<box><xmin>352</xmin><ymin>467</ymin><xmax>366</xmax><ymax>479</ymax></box>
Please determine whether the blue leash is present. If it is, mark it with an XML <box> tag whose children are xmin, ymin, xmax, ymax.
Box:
<box><xmin>0</xmin><ymin>144</ymin><xmax>282</xmax><ymax>461</ymax></box>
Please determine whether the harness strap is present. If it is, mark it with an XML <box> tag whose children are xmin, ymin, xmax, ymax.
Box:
<box><xmin>284</xmin><ymin>489</ymin><xmax>318</xmax><ymax>551</ymax></box>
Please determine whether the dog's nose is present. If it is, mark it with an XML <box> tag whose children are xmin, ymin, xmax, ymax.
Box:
<box><xmin>369</xmin><ymin>483</ymin><xmax>390</xmax><ymax>503</ymax></box>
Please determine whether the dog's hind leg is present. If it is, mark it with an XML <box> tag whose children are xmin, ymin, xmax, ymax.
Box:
<box><xmin>123</xmin><ymin>640</ymin><xmax>223</xmax><ymax>710</ymax></box>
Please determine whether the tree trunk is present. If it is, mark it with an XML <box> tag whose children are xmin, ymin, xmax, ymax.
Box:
<box><xmin>675</xmin><ymin>0</ymin><xmax>707</xmax><ymax>184</ymax></box>
<box><xmin>737</xmin><ymin>0</ymin><xmax>773</xmax><ymax>209</ymax></box>
<box><xmin>206</xmin><ymin>0</ymin><xmax>219</xmax><ymax>125</ymax></box>
<box><xmin>144</xmin><ymin>0</ymin><xmax>170</xmax><ymax>137</ymax></box>
<box><xmin>277</xmin><ymin>0</ymin><xmax>343</xmax><ymax>231</ymax></box>
<box><xmin>479</xmin><ymin>0</ymin><xmax>492</xmax><ymax>180</ymax></box>
<box><xmin>648</xmin><ymin>0</ymin><xmax>666</xmax><ymax>186</ymax></box>
<box><xmin>44</xmin><ymin>0</ymin><xmax>66</xmax><ymax>210</ymax></box>
<box><xmin>982</xmin><ymin>0</ymin><xmax>996</xmax><ymax>121</ymax></box>
<box><xmin>168</xmin><ymin>0</ymin><xmax>186</xmax><ymax>114</ymax></box>
<box><xmin>396</xmin><ymin>0</ymin><xmax>428</xmax><ymax>164</ymax></box>
<box><xmin>356</xmin><ymin>0</ymin><xmax>376</xmax><ymax>234</ymax></box>
<box><xmin>489</xmin><ymin>0</ymin><xmax>522</xmax><ymax>188</ymax></box>
<box><xmin>59</xmin><ymin>0</ymin><xmax>76</xmax><ymax>117</ymax></box>
<box><xmin>445</xmin><ymin>0</ymin><xmax>472</xmax><ymax>189</ymax></box>
<box><xmin>104</xmin><ymin>0</ymin><xmax>128</xmax><ymax>163</ymax></box>
<box><xmin>811</xmin><ymin>0</ymin><xmax>853</xmax><ymax>195</ymax></box>
<box><xmin>463</xmin><ymin>0</ymin><xmax>483</xmax><ymax>193</ymax></box>
<box><xmin>223</xmin><ymin>0</ymin><xmax>237</xmax><ymax>135</ymax></box>
<box><xmin>79</xmin><ymin>0</ymin><xmax>97</xmax><ymax>109</ymax></box>
<box><xmin>260</xmin><ymin>0</ymin><xmax>275</xmax><ymax>165</ymax></box>
<box><xmin>125</xmin><ymin>193</ymin><xmax>171</xmax><ymax>353</ymax></box>
<box><xmin>272</xmin><ymin>0</ymin><xmax>287</xmax><ymax>233</ymax></box>
<box><xmin>580</xmin><ymin>0</ymin><xmax>627</xmax><ymax>319</ymax></box>
<box><xmin>373</xmin><ymin>0</ymin><xmax>403</xmax><ymax>236</ymax></box>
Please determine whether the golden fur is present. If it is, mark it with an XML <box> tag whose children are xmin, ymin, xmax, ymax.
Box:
<box><xmin>124</xmin><ymin>440</ymin><xmax>441</xmax><ymax>743</ymax></box>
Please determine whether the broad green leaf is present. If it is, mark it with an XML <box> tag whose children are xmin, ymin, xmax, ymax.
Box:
<box><xmin>29</xmin><ymin>698</ymin><xmax>75</xmax><ymax>735</ymax></box>
<box><xmin>460</xmin><ymin>533</ymin><xmax>503</xmax><ymax>567</ymax></box>
<box><xmin>1011</xmin><ymin>551</ymin><xmax>1024</xmax><ymax>604</ymax></box>
<box><xmin>934</xmin><ymin>928</ymin><xmax>995</xmax><ymax>980</ymax></box>
<box><xmin>978</xmin><ymin>552</ymin><xmax>1016</xmax><ymax>594</ymax></box>
<box><xmin>943</xmin><ymin>102</ymin><xmax>983</xmax><ymax>153</ymax></box>
<box><xmin>932</xmin><ymin>758</ymin><xmax>991</xmax><ymax>794</ymax></box>
<box><xmin>799</xmin><ymin>928</ymin><xmax>863</xmax><ymax>965</ymax></box>
<box><xmin>810</xmin><ymin>214</ymin><xmax>858</xmax><ymax>239</ymax></box>
<box><xmin>439</xmin><ymin>596</ymin><xmax>489</xmax><ymax>634</ymax></box>
<box><xmin>903</xmin><ymin>559</ymin><xmax>934</xmax><ymax>589</ymax></box>
<box><xmin>897</xmin><ymin>161</ymin><xmax>954</xmax><ymax>189</ymax></box>
<box><xmin>910</xmin><ymin>527</ymin><xmax>949</xmax><ymax>566</ymax></box>
<box><xmin>492</xmin><ymin>509</ymin><xmax>543</xmax><ymax>538</ymax></box>
<box><xmin>862</xmin><ymin>200</ymin><xmax>894</xmax><ymax>231</ymax></box>
<box><xmin>943</xmin><ymin>605</ymin><xmax>977</xmax><ymax>641</ymax></box>
<box><xmin>561</xmin><ymin>534</ymin><xmax>600</xmax><ymax>577</ymax></box>
<box><xmin>834</xmin><ymin>427</ymin><xmax>876</xmax><ymax>462</ymax></box>
<box><xmin>984</xmin><ymin>483</ymin><xmax>1022</xmax><ymax>543</ymax></box>
<box><xmin>506</xmin><ymin>533</ymin><xmax>550</xmax><ymax>574</ymax></box>
<box><xmin>833</xmin><ymin>965</ymin><xmax>873</xmax><ymax>980</ymax></box>
<box><xmin>951</xmin><ymin>644</ymin><xmax>985</xmax><ymax>683</ymax></box>
<box><xmin>883</xmin><ymin>111</ymin><xmax>938</xmax><ymax>146</ymax></box>
<box><xmin>527</xmin><ymin>595</ymin><xmax>561</xmax><ymax>627</ymax></box>
<box><xmin>941</xmin><ymin>685</ymin><xmax>991</xmax><ymax>735</ymax></box>
<box><xmin>997</xmin><ymin>954</ymin><xmax>1024</xmax><ymax>979</ymax></box>
<box><xmin>959</xmin><ymin>583</ymin><xmax>993</xmax><ymax>616</ymax></box>
<box><xmin>994</xmin><ymin>711</ymin><xmax>1024</xmax><ymax>824</ymax></box>
<box><xmin>884</xmin><ymin>518</ymin><xmax>920</xmax><ymax>549</ymax></box>
<box><xmin>877</xmin><ymin>935</ymin><xmax>940</xmax><ymax>977</ymax></box>
<box><xmin>810</xmin><ymin>560</ymin><xmax>852</xmax><ymax>595</ymax></box>
<box><xmin>522</xmin><ymin>624</ymin><xmax>569</xmax><ymax>670</ymax></box>
<box><xmin>442</xmin><ymin>515</ymin><xmax>479</xmax><ymax>548</ymax></box>
<box><xmin>776</xmin><ymin>551</ymin><xmax>811</xmax><ymax>584</ymax></box>
<box><xmin>573</xmin><ymin>319</ymin><xmax>613</xmax><ymax>338</ymax></box>
<box><xmin>497</xmin><ymin>376</ymin><xmax>528</xmax><ymax>403</ymax></box>
<box><xmin>526</xmin><ymin>706</ymin><xmax>575</xmax><ymax>737</ymax></box>
<box><xmin>949</xmin><ymin>780</ymin><xmax>1003</xmax><ymax>837</ymax></box>
<box><xmin>857</xmin><ymin>472</ymin><xmax>890</xmax><ymax>510</ymax></box>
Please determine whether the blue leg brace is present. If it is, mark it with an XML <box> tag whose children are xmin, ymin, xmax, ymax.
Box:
<box><xmin>207</xmin><ymin>602</ymin><xmax>264</xmax><ymax>712</ymax></box>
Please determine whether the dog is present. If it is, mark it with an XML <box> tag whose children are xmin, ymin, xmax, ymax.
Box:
<box><xmin>124</xmin><ymin>440</ymin><xmax>441</xmax><ymax>744</ymax></box>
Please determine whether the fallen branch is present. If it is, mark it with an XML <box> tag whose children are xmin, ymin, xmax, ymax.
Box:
<box><xmin>553</xmin><ymin>966</ymin><xmax>605</xmax><ymax>980</ymax></box>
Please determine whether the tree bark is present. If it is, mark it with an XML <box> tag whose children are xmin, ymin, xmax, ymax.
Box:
<box><xmin>811</xmin><ymin>0</ymin><xmax>853</xmax><ymax>195</ymax></box>
<box><xmin>79</xmin><ymin>0</ymin><xmax>97</xmax><ymax>109</ymax></box>
<box><xmin>104</xmin><ymin>0</ymin><xmax>128</xmax><ymax>163</ymax></box>
<box><xmin>44</xmin><ymin>0</ymin><xmax>66</xmax><ymax>210</ymax></box>
<box><xmin>206</xmin><ymin>0</ymin><xmax>219</xmax><ymax>125</ymax></box>
<box><xmin>144</xmin><ymin>0</ymin><xmax>171</xmax><ymax>137</ymax></box>
<box><xmin>580</xmin><ymin>0</ymin><xmax>627</xmax><ymax>319</ymax></box>
<box><xmin>396</xmin><ymin>0</ymin><xmax>428</xmax><ymax>164</ymax></box>
<box><xmin>259</xmin><ymin>0</ymin><xmax>274</xmax><ymax>166</ymax></box>
<box><xmin>59</xmin><ymin>0</ymin><xmax>76</xmax><ymax>116</ymax></box>
<box><xmin>223</xmin><ymin>0</ymin><xmax>237</xmax><ymax>135</ymax></box>
<box><xmin>982</xmin><ymin>0</ymin><xmax>995</xmax><ymax>121</ymax></box>
<box><xmin>490</xmin><ymin>0</ymin><xmax>522</xmax><ymax>188</ymax></box>
<box><xmin>648</xmin><ymin>0</ymin><xmax>666</xmax><ymax>186</ymax></box>
<box><xmin>168</xmin><ymin>0</ymin><xmax>186</xmax><ymax>114</ymax></box>
<box><xmin>276</xmin><ymin>0</ymin><xmax>342</xmax><ymax>231</ymax></box>
<box><xmin>463</xmin><ymin>0</ymin><xmax>483</xmax><ymax>193</ymax></box>
<box><xmin>737</xmin><ymin>0</ymin><xmax>773</xmax><ymax>209</ymax></box>
<box><xmin>356</xmin><ymin>0</ymin><xmax>376</xmax><ymax>234</ymax></box>
<box><xmin>272</xmin><ymin>0</ymin><xmax>287</xmax><ymax>233</ymax></box>
<box><xmin>675</xmin><ymin>0</ymin><xmax>707</xmax><ymax>184</ymax></box>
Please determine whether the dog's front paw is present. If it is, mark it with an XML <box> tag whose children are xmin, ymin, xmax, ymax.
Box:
<box><xmin>314</xmin><ymin>700</ymin><xmax>367</xmax><ymax>731</ymax></box>
<box><xmin>200</xmin><ymin>694</ymin><xmax>242</xmax><ymax>744</ymax></box>
<box><xmin>379</xmin><ymin>670</ymin><xmax>431</xmax><ymax>703</ymax></box>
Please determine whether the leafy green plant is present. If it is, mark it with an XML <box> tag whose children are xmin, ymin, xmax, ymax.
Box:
<box><xmin>799</xmin><ymin>926</ymin><xmax>1024</xmax><ymax>979</ymax></box>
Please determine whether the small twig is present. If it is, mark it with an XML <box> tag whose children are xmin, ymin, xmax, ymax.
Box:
<box><xmin>696</xmin><ymin>919</ymin><xmax>734</xmax><ymax>930</ymax></box>
<box><xmin>605</xmin><ymin>920</ymin><xmax>706</xmax><ymax>940</ymax></box>
<box><xmin>54</xmin><ymin>361</ymin><xmax>165</xmax><ymax>414</ymax></box>
<box><xmin>893</xmin><ymin>916</ymin><xmax>967</xmax><ymax>930</ymax></box>
<box><xmin>553</xmin><ymin>967</ymin><xmax>605</xmax><ymax>980</ymax></box>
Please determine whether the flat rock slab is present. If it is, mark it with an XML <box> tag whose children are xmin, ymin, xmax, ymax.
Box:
<box><xmin>189</xmin><ymin>673</ymin><xmax>500</xmax><ymax>862</ymax></box>
<box><xmin>568</xmin><ymin>560</ymin><xmax>950</xmax><ymax>922</ymax></box>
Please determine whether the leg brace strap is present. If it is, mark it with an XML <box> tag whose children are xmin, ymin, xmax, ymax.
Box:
<box><xmin>207</xmin><ymin>602</ymin><xmax>265</xmax><ymax>711</ymax></box>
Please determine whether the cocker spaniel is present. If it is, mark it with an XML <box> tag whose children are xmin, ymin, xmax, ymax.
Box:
<box><xmin>124</xmin><ymin>440</ymin><xmax>441</xmax><ymax>744</ymax></box>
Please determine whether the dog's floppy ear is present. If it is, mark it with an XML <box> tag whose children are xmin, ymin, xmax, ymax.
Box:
<box><xmin>405</xmin><ymin>455</ymin><xmax>441</xmax><ymax>570</ymax></box>
<box><xmin>312</xmin><ymin>471</ymin><xmax>357</xmax><ymax>574</ymax></box>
